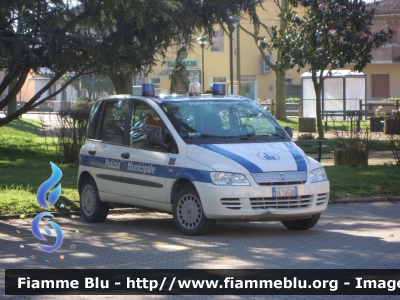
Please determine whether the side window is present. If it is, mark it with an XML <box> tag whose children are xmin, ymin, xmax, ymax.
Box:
<box><xmin>87</xmin><ymin>100</ymin><xmax>102</xmax><ymax>139</ymax></box>
<box><xmin>99</xmin><ymin>100</ymin><xmax>128</xmax><ymax>144</ymax></box>
<box><xmin>130</xmin><ymin>102</ymin><xmax>165</xmax><ymax>150</ymax></box>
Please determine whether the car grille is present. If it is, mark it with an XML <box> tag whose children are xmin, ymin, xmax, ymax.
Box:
<box><xmin>316</xmin><ymin>193</ymin><xmax>329</xmax><ymax>205</ymax></box>
<box><xmin>220</xmin><ymin>198</ymin><xmax>241</xmax><ymax>210</ymax></box>
<box><xmin>252</xmin><ymin>171</ymin><xmax>307</xmax><ymax>186</ymax></box>
<box><xmin>250</xmin><ymin>195</ymin><xmax>313</xmax><ymax>210</ymax></box>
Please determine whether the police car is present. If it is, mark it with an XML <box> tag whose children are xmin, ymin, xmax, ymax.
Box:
<box><xmin>78</xmin><ymin>84</ymin><xmax>329</xmax><ymax>235</ymax></box>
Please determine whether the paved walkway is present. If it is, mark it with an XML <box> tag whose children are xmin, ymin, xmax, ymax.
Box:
<box><xmin>1</xmin><ymin>202</ymin><xmax>399</xmax><ymax>299</ymax></box>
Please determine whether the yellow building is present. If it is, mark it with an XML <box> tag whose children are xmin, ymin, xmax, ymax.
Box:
<box><xmin>148</xmin><ymin>0</ymin><xmax>400</xmax><ymax>107</ymax></box>
<box><xmin>149</xmin><ymin>1</ymin><xmax>284</xmax><ymax>101</ymax></box>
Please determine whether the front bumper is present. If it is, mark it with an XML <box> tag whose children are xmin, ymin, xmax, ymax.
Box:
<box><xmin>196</xmin><ymin>181</ymin><xmax>330</xmax><ymax>221</ymax></box>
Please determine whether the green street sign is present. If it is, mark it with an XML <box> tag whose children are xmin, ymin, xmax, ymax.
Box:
<box><xmin>167</xmin><ymin>60</ymin><xmax>199</xmax><ymax>68</ymax></box>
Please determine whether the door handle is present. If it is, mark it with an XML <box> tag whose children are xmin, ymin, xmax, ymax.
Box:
<box><xmin>88</xmin><ymin>149</ymin><xmax>96</xmax><ymax>155</ymax></box>
<box><xmin>121</xmin><ymin>152</ymin><xmax>130</xmax><ymax>159</ymax></box>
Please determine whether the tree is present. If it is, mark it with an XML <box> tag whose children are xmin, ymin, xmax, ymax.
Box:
<box><xmin>285</xmin><ymin>0</ymin><xmax>394</xmax><ymax>138</ymax></box>
<box><xmin>78</xmin><ymin>0</ymin><xmax>260</xmax><ymax>94</ymax></box>
<box><xmin>1</xmin><ymin>0</ymin><xmax>259</xmax><ymax>126</ymax></box>
<box><xmin>0</xmin><ymin>0</ymin><xmax>97</xmax><ymax>126</ymax></box>
<box><xmin>240</xmin><ymin>0</ymin><xmax>304</xmax><ymax>120</ymax></box>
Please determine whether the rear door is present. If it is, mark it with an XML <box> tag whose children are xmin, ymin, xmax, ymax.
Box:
<box><xmin>82</xmin><ymin>98</ymin><xmax>129</xmax><ymax>202</ymax></box>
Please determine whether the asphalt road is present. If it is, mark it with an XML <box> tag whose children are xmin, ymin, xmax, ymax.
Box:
<box><xmin>1</xmin><ymin>201</ymin><xmax>399</xmax><ymax>299</ymax></box>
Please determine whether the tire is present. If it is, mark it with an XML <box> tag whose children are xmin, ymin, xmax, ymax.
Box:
<box><xmin>281</xmin><ymin>213</ymin><xmax>321</xmax><ymax>230</ymax></box>
<box><xmin>172</xmin><ymin>187</ymin><xmax>215</xmax><ymax>235</ymax></box>
<box><xmin>80</xmin><ymin>178</ymin><xmax>109</xmax><ymax>222</ymax></box>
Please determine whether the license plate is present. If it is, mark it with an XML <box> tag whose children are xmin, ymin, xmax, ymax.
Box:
<box><xmin>272</xmin><ymin>186</ymin><xmax>298</xmax><ymax>197</ymax></box>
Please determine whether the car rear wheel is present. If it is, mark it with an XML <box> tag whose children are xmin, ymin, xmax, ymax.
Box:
<box><xmin>80</xmin><ymin>178</ymin><xmax>109</xmax><ymax>222</ymax></box>
<box><xmin>281</xmin><ymin>213</ymin><xmax>321</xmax><ymax>230</ymax></box>
<box><xmin>173</xmin><ymin>187</ymin><xmax>215</xmax><ymax>235</ymax></box>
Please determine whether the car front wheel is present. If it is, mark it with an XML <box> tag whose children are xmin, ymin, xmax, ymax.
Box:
<box><xmin>281</xmin><ymin>213</ymin><xmax>321</xmax><ymax>230</ymax></box>
<box><xmin>80</xmin><ymin>178</ymin><xmax>109</xmax><ymax>223</ymax></box>
<box><xmin>172</xmin><ymin>187</ymin><xmax>215</xmax><ymax>235</ymax></box>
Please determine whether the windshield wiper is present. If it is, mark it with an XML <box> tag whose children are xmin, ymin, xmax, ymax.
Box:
<box><xmin>234</xmin><ymin>134</ymin><xmax>257</xmax><ymax>141</ymax></box>
<box><xmin>200</xmin><ymin>133</ymin><xmax>226</xmax><ymax>138</ymax></box>
<box><xmin>258</xmin><ymin>132</ymin><xmax>287</xmax><ymax>138</ymax></box>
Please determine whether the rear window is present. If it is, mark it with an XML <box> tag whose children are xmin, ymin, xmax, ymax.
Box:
<box><xmin>86</xmin><ymin>100</ymin><xmax>102</xmax><ymax>139</ymax></box>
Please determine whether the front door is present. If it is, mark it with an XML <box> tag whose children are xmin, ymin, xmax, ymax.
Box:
<box><xmin>120</xmin><ymin>101</ymin><xmax>169</xmax><ymax>204</ymax></box>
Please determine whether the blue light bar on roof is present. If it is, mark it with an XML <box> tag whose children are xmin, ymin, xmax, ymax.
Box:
<box><xmin>142</xmin><ymin>84</ymin><xmax>155</xmax><ymax>97</ymax></box>
<box><xmin>212</xmin><ymin>83</ymin><xmax>226</xmax><ymax>96</ymax></box>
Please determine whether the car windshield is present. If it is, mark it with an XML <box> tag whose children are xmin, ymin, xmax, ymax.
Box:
<box><xmin>160</xmin><ymin>99</ymin><xmax>288</xmax><ymax>143</ymax></box>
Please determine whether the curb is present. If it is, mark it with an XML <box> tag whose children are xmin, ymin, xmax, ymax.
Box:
<box><xmin>1</xmin><ymin>197</ymin><xmax>399</xmax><ymax>220</ymax></box>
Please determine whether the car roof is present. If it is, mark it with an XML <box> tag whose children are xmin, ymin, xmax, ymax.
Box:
<box><xmin>96</xmin><ymin>94</ymin><xmax>251</xmax><ymax>104</ymax></box>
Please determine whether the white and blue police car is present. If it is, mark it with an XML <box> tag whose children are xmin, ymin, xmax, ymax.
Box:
<box><xmin>78</xmin><ymin>83</ymin><xmax>329</xmax><ymax>235</ymax></box>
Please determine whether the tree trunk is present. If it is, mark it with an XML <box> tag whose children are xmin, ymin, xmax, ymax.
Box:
<box><xmin>312</xmin><ymin>72</ymin><xmax>324</xmax><ymax>139</ymax></box>
<box><xmin>108</xmin><ymin>71</ymin><xmax>133</xmax><ymax>95</ymax></box>
<box><xmin>5</xmin><ymin>79</ymin><xmax>17</xmax><ymax>116</ymax></box>
<box><xmin>315</xmin><ymin>88</ymin><xmax>324</xmax><ymax>139</ymax></box>
<box><xmin>124</xmin><ymin>73</ymin><xmax>133</xmax><ymax>95</ymax></box>
<box><xmin>7</xmin><ymin>98</ymin><xmax>17</xmax><ymax>117</ymax></box>
<box><xmin>275</xmin><ymin>68</ymin><xmax>287</xmax><ymax>120</ymax></box>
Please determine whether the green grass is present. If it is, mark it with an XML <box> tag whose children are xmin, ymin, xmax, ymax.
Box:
<box><xmin>277</xmin><ymin>118</ymin><xmax>299</xmax><ymax>131</ymax></box>
<box><xmin>326</xmin><ymin>165</ymin><xmax>400</xmax><ymax>199</ymax></box>
<box><xmin>0</xmin><ymin>119</ymin><xmax>79</xmax><ymax>215</ymax></box>
<box><xmin>0</xmin><ymin>118</ymin><xmax>399</xmax><ymax>215</ymax></box>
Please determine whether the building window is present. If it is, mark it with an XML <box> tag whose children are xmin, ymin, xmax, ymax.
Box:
<box><xmin>261</xmin><ymin>54</ymin><xmax>273</xmax><ymax>73</ymax></box>
<box><xmin>286</xmin><ymin>78</ymin><xmax>295</xmax><ymax>85</ymax></box>
<box><xmin>371</xmin><ymin>74</ymin><xmax>390</xmax><ymax>98</ymax></box>
<box><xmin>48</xmin><ymin>83</ymin><xmax>56</xmax><ymax>99</ymax></box>
<box><xmin>212</xmin><ymin>77</ymin><xmax>226</xmax><ymax>83</ymax></box>
<box><xmin>150</xmin><ymin>78</ymin><xmax>161</xmax><ymax>89</ymax></box>
<box><xmin>61</xmin><ymin>87</ymin><xmax>66</xmax><ymax>102</ymax></box>
<box><xmin>211</xmin><ymin>30</ymin><xmax>224</xmax><ymax>52</ymax></box>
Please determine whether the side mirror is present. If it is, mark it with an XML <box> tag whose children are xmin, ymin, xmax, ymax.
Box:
<box><xmin>147</xmin><ymin>129</ymin><xmax>169</xmax><ymax>152</ymax></box>
<box><xmin>284</xmin><ymin>126</ymin><xmax>293</xmax><ymax>139</ymax></box>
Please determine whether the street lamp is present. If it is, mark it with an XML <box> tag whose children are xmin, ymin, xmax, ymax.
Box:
<box><xmin>196</xmin><ymin>36</ymin><xmax>209</xmax><ymax>92</ymax></box>
<box><xmin>229</xmin><ymin>17</ymin><xmax>239</xmax><ymax>95</ymax></box>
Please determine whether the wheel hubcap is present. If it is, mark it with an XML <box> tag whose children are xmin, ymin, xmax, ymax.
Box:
<box><xmin>81</xmin><ymin>185</ymin><xmax>96</xmax><ymax>216</ymax></box>
<box><xmin>177</xmin><ymin>194</ymin><xmax>202</xmax><ymax>229</ymax></box>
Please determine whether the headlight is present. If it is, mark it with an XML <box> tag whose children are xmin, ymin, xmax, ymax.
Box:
<box><xmin>310</xmin><ymin>167</ymin><xmax>328</xmax><ymax>183</ymax></box>
<box><xmin>210</xmin><ymin>172</ymin><xmax>250</xmax><ymax>186</ymax></box>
